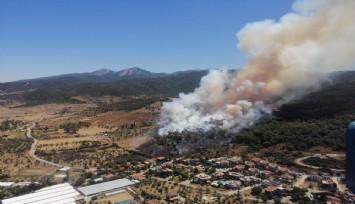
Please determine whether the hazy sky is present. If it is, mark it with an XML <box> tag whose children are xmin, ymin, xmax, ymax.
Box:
<box><xmin>0</xmin><ymin>0</ymin><xmax>294</xmax><ymax>82</ymax></box>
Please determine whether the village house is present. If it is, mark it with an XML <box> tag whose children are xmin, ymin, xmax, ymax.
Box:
<box><xmin>166</xmin><ymin>192</ymin><xmax>180</xmax><ymax>202</ymax></box>
<box><xmin>195</xmin><ymin>173</ymin><xmax>212</xmax><ymax>183</ymax></box>
<box><xmin>228</xmin><ymin>156</ymin><xmax>242</xmax><ymax>165</ymax></box>
<box><xmin>245</xmin><ymin>161</ymin><xmax>255</xmax><ymax>168</ymax></box>
<box><xmin>309</xmin><ymin>173</ymin><xmax>321</xmax><ymax>182</ymax></box>
<box><xmin>228</xmin><ymin>172</ymin><xmax>244</xmax><ymax>180</ymax></box>
<box><xmin>174</xmin><ymin>157</ymin><xmax>185</xmax><ymax>163</ymax></box>
<box><xmin>259</xmin><ymin>160</ymin><xmax>269</xmax><ymax>167</ymax></box>
<box><xmin>288</xmin><ymin>170</ymin><xmax>301</xmax><ymax>178</ymax></box>
<box><xmin>190</xmin><ymin>158</ymin><xmax>201</xmax><ymax>165</ymax></box>
<box><xmin>216</xmin><ymin>159</ymin><xmax>229</xmax><ymax>168</ymax></box>
<box><xmin>320</xmin><ymin>179</ymin><xmax>335</xmax><ymax>189</ymax></box>
<box><xmin>322</xmin><ymin>173</ymin><xmax>332</xmax><ymax>180</ymax></box>
<box><xmin>240</xmin><ymin>176</ymin><xmax>253</xmax><ymax>186</ymax></box>
<box><xmin>268</xmin><ymin>163</ymin><xmax>278</xmax><ymax>170</ymax></box>
<box><xmin>261</xmin><ymin>180</ymin><xmax>281</xmax><ymax>188</ymax></box>
<box><xmin>212</xmin><ymin>171</ymin><xmax>225</xmax><ymax>179</ymax></box>
<box><xmin>252</xmin><ymin>157</ymin><xmax>261</xmax><ymax>164</ymax></box>
<box><xmin>182</xmin><ymin>159</ymin><xmax>201</xmax><ymax>166</ymax></box>
<box><xmin>263</xmin><ymin>170</ymin><xmax>274</xmax><ymax>178</ymax></box>
<box><xmin>277</xmin><ymin>166</ymin><xmax>289</xmax><ymax>174</ymax></box>
<box><xmin>104</xmin><ymin>173</ymin><xmax>116</xmax><ymax>181</ymax></box>
<box><xmin>211</xmin><ymin>181</ymin><xmax>219</xmax><ymax>187</ymax></box>
<box><xmin>132</xmin><ymin>163</ymin><xmax>147</xmax><ymax>170</ymax></box>
<box><xmin>233</xmin><ymin>164</ymin><xmax>246</xmax><ymax>172</ymax></box>
<box><xmin>265</xmin><ymin>185</ymin><xmax>278</xmax><ymax>194</ymax></box>
<box><xmin>156</xmin><ymin>157</ymin><xmax>166</xmax><ymax>163</ymax></box>
<box><xmin>130</xmin><ymin>173</ymin><xmax>145</xmax><ymax>181</ymax></box>
<box><xmin>208</xmin><ymin>157</ymin><xmax>227</xmax><ymax>165</ymax></box>
<box><xmin>161</xmin><ymin>161</ymin><xmax>174</xmax><ymax>168</ymax></box>
<box><xmin>326</xmin><ymin>195</ymin><xmax>342</xmax><ymax>204</ymax></box>
<box><xmin>225</xmin><ymin>180</ymin><xmax>242</xmax><ymax>189</ymax></box>
<box><xmin>280</xmin><ymin>174</ymin><xmax>295</xmax><ymax>183</ymax></box>
<box><xmin>248</xmin><ymin>167</ymin><xmax>258</xmax><ymax>174</ymax></box>
<box><xmin>175</xmin><ymin>163</ymin><xmax>186</xmax><ymax>170</ymax></box>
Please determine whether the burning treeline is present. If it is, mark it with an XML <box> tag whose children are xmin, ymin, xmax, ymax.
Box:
<box><xmin>158</xmin><ymin>0</ymin><xmax>355</xmax><ymax>135</ymax></box>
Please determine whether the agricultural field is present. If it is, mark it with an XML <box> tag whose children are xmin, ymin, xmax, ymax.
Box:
<box><xmin>36</xmin><ymin>136</ymin><xmax>111</xmax><ymax>151</ymax></box>
<box><xmin>0</xmin><ymin>137</ymin><xmax>55</xmax><ymax>179</ymax></box>
<box><xmin>0</xmin><ymin>94</ymin><xmax>162</xmax><ymax>184</ymax></box>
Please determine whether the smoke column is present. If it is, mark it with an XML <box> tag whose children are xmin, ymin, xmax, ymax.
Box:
<box><xmin>158</xmin><ymin>0</ymin><xmax>355</xmax><ymax>135</ymax></box>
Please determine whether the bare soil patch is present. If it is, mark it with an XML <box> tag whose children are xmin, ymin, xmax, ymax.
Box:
<box><xmin>116</xmin><ymin>135</ymin><xmax>152</xmax><ymax>150</ymax></box>
<box><xmin>17</xmin><ymin>166</ymin><xmax>56</xmax><ymax>176</ymax></box>
<box><xmin>96</xmin><ymin>191</ymin><xmax>135</xmax><ymax>204</ymax></box>
<box><xmin>0</xmin><ymin>103</ymin><xmax>94</xmax><ymax>122</ymax></box>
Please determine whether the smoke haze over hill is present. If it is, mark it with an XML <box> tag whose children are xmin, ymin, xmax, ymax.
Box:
<box><xmin>158</xmin><ymin>0</ymin><xmax>355</xmax><ymax>135</ymax></box>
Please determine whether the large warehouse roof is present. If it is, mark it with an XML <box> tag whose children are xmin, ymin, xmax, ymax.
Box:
<box><xmin>1</xmin><ymin>183</ymin><xmax>83</xmax><ymax>204</ymax></box>
<box><xmin>78</xmin><ymin>178</ymin><xmax>134</xmax><ymax>196</ymax></box>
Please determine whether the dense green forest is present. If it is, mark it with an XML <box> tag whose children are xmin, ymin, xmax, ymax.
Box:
<box><xmin>233</xmin><ymin>76</ymin><xmax>355</xmax><ymax>151</ymax></box>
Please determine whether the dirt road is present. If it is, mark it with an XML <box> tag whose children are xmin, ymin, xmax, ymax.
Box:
<box><xmin>26</xmin><ymin>123</ymin><xmax>64</xmax><ymax>168</ymax></box>
<box><xmin>294</xmin><ymin>154</ymin><xmax>345</xmax><ymax>173</ymax></box>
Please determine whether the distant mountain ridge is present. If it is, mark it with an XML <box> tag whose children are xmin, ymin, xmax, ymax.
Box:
<box><xmin>91</xmin><ymin>68</ymin><xmax>114</xmax><ymax>76</ymax></box>
<box><xmin>0</xmin><ymin>67</ymin><xmax>209</xmax><ymax>92</ymax></box>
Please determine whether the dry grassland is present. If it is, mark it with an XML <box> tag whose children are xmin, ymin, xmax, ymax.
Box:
<box><xmin>17</xmin><ymin>166</ymin><xmax>57</xmax><ymax>177</ymax></box>
<box><xmin>116</xmin><ymin>135</ymin><xmax>152</xmax><ymax>150</ymax></box>
<box><xmin>1</xmin><ymin>100</ymin><xmax>159</xmax><ymax>181</ymax></box>
<box><xmin>0</xmin><ymin>152</ymin><xmax>55</xmax><ymax>178</ymax></box>
<box><xmin>0</xmin><ymin>103</ymin><xmax>94</xmax><ymax>122</ymax></box>
<box><xmin>94</xmin><ymin>191</ymin><xmax>135</xmax><ymax>204</ymax></box>
<box><xmin>0</xmin><ymin>130</ymin><xmax>26</xmax><ymax>139</ymax></box>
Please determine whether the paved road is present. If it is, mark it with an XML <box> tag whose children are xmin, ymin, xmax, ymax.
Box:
<box><xmin>26</xmin><ymin>123</ymin><xmax>64</xmax><ymax>167</ymax></box>
<box><xmin>294</xmin><ymin>154</ymin><xmax>345</xmax><ymax>173</ymax></box>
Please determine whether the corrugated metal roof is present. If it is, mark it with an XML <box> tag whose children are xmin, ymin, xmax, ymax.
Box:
<box><xmin>1</xmin><ymin>183</ymin><xmax>82</xmax><ymax>204</ymax></box>
<box><xmin>78</xmin><ymin>178</ymin><xmax>134</xmax><ymax>196</ymax></box>
<box><xmin>0</xmin><ymin>182</ymin><xmax>14</xmax><ymax>187</ymax></box>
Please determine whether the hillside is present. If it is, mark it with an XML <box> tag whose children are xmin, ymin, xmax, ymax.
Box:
<box><xmin>236</xmin><ymin>72</ymin><xmax>355</xmax><ymax>150</ymax></box>
<box><xmin>0</xmin><ymin>67</ymin><xmax>202</xmax><ymax>92</ymax></box>
<box><xmin>2</xmin><ymin>70</ymin><xmax>355</xmax><ymax>154</ymax></box>
<box><xmin>144</xmin><ymin>71</ymin><xmax>355</xmax><ymax>157</ymax></box>
<box><xmin>1</xmin><ymin>69</ymin><xmax>209</xmax><ymax>106</ymax></box>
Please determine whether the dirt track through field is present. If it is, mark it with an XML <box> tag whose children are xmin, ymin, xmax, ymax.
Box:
<box><xmin>26</xmin><ymin>123</ymin><xmax>67</xmax><ymax>168</ymax></box>
<box><xmin>294</xmin><ymin>154</ymin><xmax>345</xmax><ymax>173</ymax></box>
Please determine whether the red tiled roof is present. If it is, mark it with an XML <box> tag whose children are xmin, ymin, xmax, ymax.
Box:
<box><xmin>131</xmin><ymin>173</ymin><xmax>145</xmax><ymax>181</ymax></box>
<box><xmin>265</xmin><ymin>186</ymin><xmax>277</xmax><ymax>192</ymax></box>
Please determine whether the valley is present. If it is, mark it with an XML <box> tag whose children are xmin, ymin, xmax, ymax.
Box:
<box><xmin>0</xmin><ymin>69</ymin><xmax>354</xmax><ymax>203</ymax></box>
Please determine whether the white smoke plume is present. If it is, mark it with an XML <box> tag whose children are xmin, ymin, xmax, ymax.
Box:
<box><xmin>158</xmin><ymin>0</ymin><xmax>355</xmax><ymax>135</ymax></box>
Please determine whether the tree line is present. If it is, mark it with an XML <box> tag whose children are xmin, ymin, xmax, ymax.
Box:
<box><xmin>59</xmin><ymin>121</ymin><xmax>91</xmax><ymax>133</ymax></box>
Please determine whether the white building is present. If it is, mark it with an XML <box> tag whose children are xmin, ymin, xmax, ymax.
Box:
<box><xmin>77</xmin><ymin>178</ymin><xmax>135</xmax><ymax>197</ymax></box>
<box><xmin>1</xmin><ymin>183</ymin><xmax>84</xmax><ymax>204</ymax></box>
<box><xmin>0</xmin><ymin>182</ymin><xmax>14</xmax><ymax>187</ymax></box>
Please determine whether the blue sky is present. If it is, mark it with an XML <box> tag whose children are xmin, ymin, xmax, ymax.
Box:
<box><xmin>0</xmin><ymin>0</ymin><xmax>294</xmax><ymax>82</ymax></box>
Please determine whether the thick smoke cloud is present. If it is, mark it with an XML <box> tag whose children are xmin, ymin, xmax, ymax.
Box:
<box><xmin>158</xmin><ymin>0</ymin><xmax>355</xmax><ymax>135</ymax></box>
